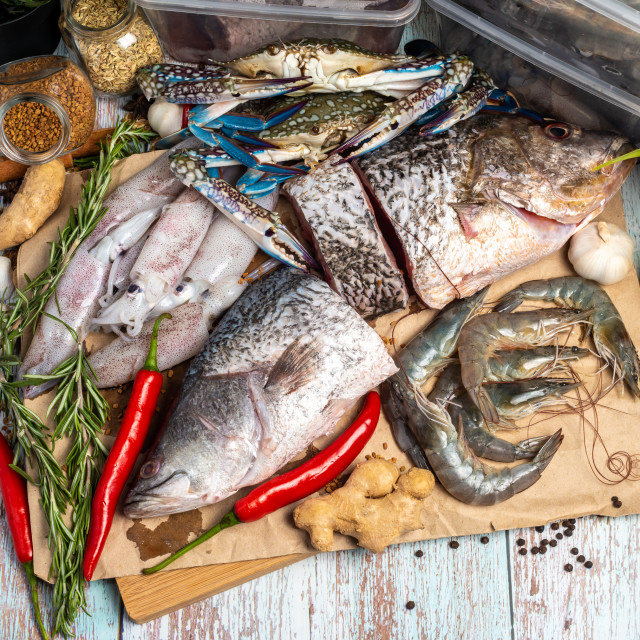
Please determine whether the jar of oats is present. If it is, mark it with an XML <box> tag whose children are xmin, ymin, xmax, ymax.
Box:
<box><xmin>62</xmin><ymin>0</ymin><xmax>163</xmax><ymax>96</ymax></box>
<box><xmin>0</xmin><ymin>55</ymin><xmax>95</xmax><ymax>164</ymax></box>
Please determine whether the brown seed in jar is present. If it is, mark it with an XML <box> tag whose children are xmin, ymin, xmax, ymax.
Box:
<box><xmin>3</xmin><ymin>102</ymin><xmax>62</xmax><ymax>153</ymax></box>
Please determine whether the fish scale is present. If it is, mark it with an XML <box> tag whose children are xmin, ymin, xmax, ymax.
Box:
<box><xmin>124</xmin><ymin>267</ymin><xmax>397</xmax><ymax>518</ymax></box>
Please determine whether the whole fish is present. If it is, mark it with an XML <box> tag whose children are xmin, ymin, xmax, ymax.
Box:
<box><xmin>355</xmin><ymin>115</ymin><xmax>634</xmax><ymax>308</ymax></box>
<box><xmin>124</xmin><ymin>267</ymin><xmax>397</xmax><ymax>518</ymax></box>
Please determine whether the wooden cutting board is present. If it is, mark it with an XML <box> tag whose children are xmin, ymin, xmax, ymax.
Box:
<box><xmin>117</xmin><ymin>553</ymin><xmax>313</xmax><ymax>623</ymax></box>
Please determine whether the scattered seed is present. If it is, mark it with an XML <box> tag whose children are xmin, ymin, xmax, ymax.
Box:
<box><xmin>564</xmin><ymin>564</ymin><xmax>573</xmax><ymax>572</ymax></box>
<box><xmin>518</xmin><ymin>548</ymin><xmax>527</xmax><ymax>556</ymax></box>
<box><xmin>382</xmin><ymin>442</ymin><xmax>388</xmax><ymax>450</ymax></box>
<box><xmin>611</xmin><ymin>496</ymin><xmax>619</xmax><ymax>502</ymax></box>
<box><xmin>569</xmin><ymin>518</ymin><xmax>576</xmax><ymax>524</ymax></box>
<box><xmin>584</xmin><ymin>561</ymin><xmax>593</xmax><ymax>569</ymax></box>
<box><xmin>516</xmin><ymin>538</ymin><xmax>525</xmax><ymax>546</ymax></box>
<box><xmin>406</xmin><ymin>601</ymin><xmax>415</xmax><ymax>610</ymax></box>
<box><xmin>168</xmin><ymin>369</ymin><xmax>174</xmax><ymax>378</ymax></box>
<box><xmin>562</xmin><ymin>520</ymin><xmax>570</xmax><ymax>527</ymax></box>
<box><xmin>556</xmin><ymin>533</ymin><xmax>563</xmax><ymax>540</ymax></box>
<box><xmin>570</xmin><ymin>548</ymin><xmax>579</xmax><ymax>555</ymax></box>
<box><xmin>551</xmin><ymin>523</ymin><xmax>560</xmax><ymax>530</ymax></box>
<box><xmin>535</xmin><ymin>525</ymin><xmax>544</xmax><ymax>532</ymax></box>
<box><xmin>531</xmin><ymin>547</ymin><xmax>539</xmax><ymax>555</ymax></box>
<box><xmin>400</xmin><ymin>466</ymin><xmax>406</xmax><ymax>472</ymax></box>
<box><xmin>449</xmin><ymin>541</ymin><xmax>459</xmax><ymax>549</ymax></box>
<box><xmin>480</xmin><ymin>536</ymin><xmax>489</xmax><ymax>544</ymax></box>
<box><xmin>539</xmin><ymin>546</ymin><xmax>547</xmax><ymax>555</ymax></box>
<box><xmin>391</xmin><ymin>457</ymin><xmax>397</xmax><ymax>463</ymax></box>
<box><xmin>614</xmin><ymin>500</ymin><xmax>623</xmax><ymax>509</ymax></box>
<box><xmin>577</xmin><ymin>555</ymin><xmax>585</xmax><ymax>563</ymax></box>
<box><xmin>415</xmin><ymin>550</ymin><xmax>423</xmax><ymax>558</ymax></box>
<box><xmin>549</xmin><ymin>540</ymin><xmax>557</xmax><ymax>548</ymax></box>
<box><xmin>564</xmin><ymin>530</ymin><xmax>573</xmax><ymax>537</ymax></box>
<box><xmin>541</xmin><ymin>539</ymin><xmax>549</xmax><ymax>546</ymax></box>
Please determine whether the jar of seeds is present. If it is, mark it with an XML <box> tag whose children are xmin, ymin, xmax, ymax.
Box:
<box><xmin>62</xmin><ymin>0</ymin><xmax>163</xmax><ymax>96</ymax></box>
<box><xmin>0</xmin><ymin>55</ymin><xmax>95</xmax><ymax>164</ymax></box>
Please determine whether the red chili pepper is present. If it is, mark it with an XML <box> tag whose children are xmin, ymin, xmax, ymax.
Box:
<box><xmin>0</xmin><ymin>433</ymin><xmax>49</xmax><ymax>639</ymax></box>
<box><xmin>181</xmin><ymin>104</ymin><xmax>194</xmax><ymax>129</ymax></box>
<box><xmin>143</xmin><ymin>391</ymin><xmax>381</xmax><ymax>574</ymax></box>
<box><xmin>83</xmin><ymin>313</ymin><xmax>170</xmax><ymax>581</ymax></box>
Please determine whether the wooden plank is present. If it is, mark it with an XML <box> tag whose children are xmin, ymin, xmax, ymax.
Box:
<box><xmin>510</xmin><ymin>515</ymin><xmax>640</xmax><ymax>640</ymax></box>
<box><xmin>0</xmin><ymin>498</ymin><xmax>122</xmax><ymax>640</ymax></box>
<box><xmin>117</xmin><ymin>553</ymin><xmax>311</xmax><ymax>624</ymax></box>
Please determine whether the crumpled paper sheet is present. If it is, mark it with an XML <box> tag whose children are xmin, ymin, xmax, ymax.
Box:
<box><xmin>19</xmin><ymin>151</ymin><xmax>640</xmax><ymax>581</ymax></box>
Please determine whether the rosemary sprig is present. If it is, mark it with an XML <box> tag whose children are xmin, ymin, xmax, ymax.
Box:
<box><xmin>0</xmin><ymin>119</ymin><xmax>156</xmax><ymax>638</ymax></box>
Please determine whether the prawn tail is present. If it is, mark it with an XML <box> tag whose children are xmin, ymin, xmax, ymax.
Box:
<box><xmin>473</xmin><ymin>386</ymin><xmax>501</xmax><ymax>426</ymax></box>
<box><xmin>493</xmin><ymin>293</ymin><xmax>524</xmax><ymax>313</ymax></box>
<box><xmin>532</xmin><ymin>429</ymin><xmax>564</xmax><ymax>473</ymax></box>
<box><xmin>514</xmin><ymin>435</ymin><xmax>550</xmax><ymax>460</ymax></box>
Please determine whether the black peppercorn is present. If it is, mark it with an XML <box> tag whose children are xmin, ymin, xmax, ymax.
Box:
<box><xmin>480</xmin><ymin>536</ymin><xmax>489</xmax><ymax>544</ymax></box>
<box><xmin>562</xmin><ymin>520</ymin><xmax>570</xmax><ymax>528</ymax></box>
<box><xmin>570</xmin><ymin>548</ymin><xmax>579</xmax><ymax>555</ymax></box>
<box><xmin>577</xmin><ymin>555</ymin><xmax>585</xmax><ymax>563</ymax></box>
<box><xmin>516</xmin><ymin>538</ymin><xmax>525</xmax><ymax>546</ymax></box>
<box><xmin>541</xmin><ymin>539</ymin><xmax>549</xmax><ymax>546</ymax></box>
<box><xmin>549</xmin><ymin>540</ymin><xmax>557</xmax><ymax>548</ymax></box>
<box><xmin>539</xmin><ymin>546</ymin><xmax>547</xmax><ymax>555</ymax></box>
<box><xmin>415</xmin><ymin>550</ymin><xmax>423</xmax><ymax>558</ymax></box>
<box><xmin>614</xmin><ymin>500</ymin><xmax>623</xmax><ymax>509</ymax></box>
<box><xmin>584</xmin><ymin>561</ymin><xmax>593</xmax><ymax>569</ymax></box>
<box><xmin>406</xmin><ymin>601</ymin><xmax>416</xmax><ymax>610</ymax></box>
<box><xmin>556</xmin><ymin>533</ymin><xmax>563</xmax><ymax>540</ymax></box>
<box><xmin>564</xmin><ymin>530</ymin><xmax>573</xmax><ymax>537</ymax></box>
<box><xmin>531</xmin><ymin>547</ymin><xmax>539</xmax><ymax>555</ymax></box>
<box><xmin>535</xmin><ymin>525</ymin><xmax>544</xmax><ymax>532</ymax></box>
<box><xmin>569</xmin><ymin>519</ymin><xmax>576</xmax><ymax>525</ymax></box>
<box><xmin>449</xmin><ymin>540</ymin><xmax>459</xmax><ymax>549</ymax></box>
<box><xmin>518</xmin><ymin>548</ymin><xmax>527</xmax><ymax>556</ymax></box>
<box><xmin>611</xmin><ymin>496</ymin><xmax>618</xmax><ymax>502</ymax></box>
<box><xmin>551</xmin><ymin>523</ymin><xmax>560</xmax><ymax>530</ymax></box>
<box><xmin>564</xmin><ymin>563</ymin><xmax>573</xmax><ymax>572</ymax></box>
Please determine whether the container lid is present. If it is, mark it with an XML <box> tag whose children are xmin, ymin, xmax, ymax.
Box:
<box><xmin>138</xmin><ymin>0</ymin><xmax>420</xmax><ymax>26</ymax></box>
<box><xmin>428</xmin><ymin>0</ymin><xmax>640</xmax><ymax>117</ymax></box>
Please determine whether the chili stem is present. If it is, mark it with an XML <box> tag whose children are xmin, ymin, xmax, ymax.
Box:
<box><xmin>142</xmin><ymin>510</ymin><xmax>242</xmax><ymax>575</ymax></box>
<box><xmin>23</xmin><ymin>560</ymin><xmax>49</xmax><ymax>640</ymax></box>
<box><xmin>143</xmin><ymin>313</ymin><xmax>171</xmax><ymax>372</ymax></box>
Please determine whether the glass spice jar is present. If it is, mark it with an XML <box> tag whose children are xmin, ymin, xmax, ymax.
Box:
<box><xmin>0</xmin><ymin>55</ymin><xmax>95</xmax><ymax>164</ymax></box>
<box><xmin>62</xmin><ymin>0</ymin><xmax>163</xmax><ymax>96</ymax></box>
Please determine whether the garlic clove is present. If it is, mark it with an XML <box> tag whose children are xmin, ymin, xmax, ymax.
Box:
<box><xmin>569</xmin><ymin>220</ymin><xmax>635</xmax><ymax>286</ymax></box>
<box><xmin>147</xmin><ymin>99</ymin><xmax>185</xmax><ymax>139</ymax></box>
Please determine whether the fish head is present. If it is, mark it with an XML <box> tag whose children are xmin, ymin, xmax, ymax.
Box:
<box><xmin>123</xmin><ymin>373</ymin><xmax>266</xmax><ymax>518</ymax></box>
<box><xmin>469</xmin><ymin>116</ymin><xmax>635</xmax><ymax>224</ymax></box>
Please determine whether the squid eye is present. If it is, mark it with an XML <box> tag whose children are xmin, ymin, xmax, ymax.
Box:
<box><xmin>544</xmin><ymin>122</ymin><xmax>573</xmax><ymax>140</ymax></box>
<box><xmin>310</xmin><ymin>125</ymin><xmax>320</xmax><ymax>135</ymax></box>
<box><xmin>140</xmin><ymin>460</ymin><xmax>160</xmax><ymax>479</ymax></box>
<box><xmin>323</xmin><ymin>43</ymin><xmax>337</xmax><ymax>54</ymax></box>
<box><xmin>267</xmin><ymin>44</ymin><xmax>280</xmax><ymax>56</ymax></box>
<box><xmin>127</xmin><ymin>284</ymin><xmax>140</xmax><ymax>294</ymax></box>
<box><xmin>176</xmin><ymin>284</ymin><xmax>184</xmax><ymax>293</ymax></box>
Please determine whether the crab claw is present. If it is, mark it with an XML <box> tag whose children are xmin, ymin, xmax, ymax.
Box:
<box><xmin>332</xmin><ymin>56</ymin><xmax>475</xmax><ymax>161</ymax></box>
<box><xmin>237</xmin><ymin>167</ymin><xmax>309</xmax><ymax>198</ymax></box>
<box><xmin>418</xmin><ymin>68</ymin><xmax>494</xmax><ymax>136</ymax></box>
<box><xmin>164</xmin><ymin>76</ymin><xmax>312</xmax><ymax>105</ymax></box>
<box><xmin>169</xmin><ymin>153</ymin><xmax>316</xmax><ymax>272</ymax></box>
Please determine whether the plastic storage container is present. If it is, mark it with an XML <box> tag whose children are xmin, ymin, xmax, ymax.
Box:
<box><xmin>427</xmin><ymin>0</ymin><xmax>640</xmax><ymax>142</ymax></box>
<box><xmin>137</xmin><ymin>0</ymin><xmax>421</xmax><ymax>63</ymax></box>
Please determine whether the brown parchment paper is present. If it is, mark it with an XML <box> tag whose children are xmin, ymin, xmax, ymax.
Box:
<box><xmin>20</xmin><ymin>151</ymin><xmax>640</xmax><ymax>582</ymax></box>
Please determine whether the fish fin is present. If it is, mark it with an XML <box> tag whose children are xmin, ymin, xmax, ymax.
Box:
<box><xmin>265</xmin><ymin>335</ymin><xmax>322</xmax><ymax>396</ymax></box>
<box><xmin>451</xmin><ymin>202</ymin><xmax>485</xmax><ymax>239</ymax></box>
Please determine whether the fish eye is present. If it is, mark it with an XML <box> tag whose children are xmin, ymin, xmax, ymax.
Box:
<box><xmin>140</xmin><ymin>460</ymin><xmax>160</xmax><ymax>479</ymax></box>
<box><xmin>267</xmin><ymin>44</ymin><xmax>280</xmax><ymax>56</ymax></box>
<box><xmin>544</xmin><ymin>122</ymin><xmax>573</xmax><ymax>140</ymax></box>
<box><xmin>323</xmin><ymin>43</ymin><xmax>337</xmax><ymax>54</ymax></box>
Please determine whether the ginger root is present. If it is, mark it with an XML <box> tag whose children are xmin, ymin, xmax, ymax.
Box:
<box><xmin>293</xmin><ymin>459</ymin><xmax>435</xmax><ymax>553</ymax></box>
<box><xmin>0</xmin><ymin>159</ymin><xmax>65</xmax><ymax>250</ymax></box>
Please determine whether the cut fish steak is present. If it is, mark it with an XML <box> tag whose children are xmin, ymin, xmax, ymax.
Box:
<box><xmin>283</xmin><ymin>161</ymin><xmax>408</xmax><ymax>318</ymax></box>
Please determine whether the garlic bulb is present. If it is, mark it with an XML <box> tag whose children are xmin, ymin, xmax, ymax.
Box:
<box><xmin>147</xmin><ymin>99</ymin><xmax>184</xmax><ymax>138</ymax></box>
<box><xmin>568</xmin><ymin>221</ymin><xmax>635</xmax><ymax>285</ymax></box>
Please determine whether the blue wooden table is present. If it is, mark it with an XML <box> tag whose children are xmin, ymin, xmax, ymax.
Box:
<box><xmin>3</xmin><ymin>7</ymin><xmax>640</xmax><ymax>638</ymax></box>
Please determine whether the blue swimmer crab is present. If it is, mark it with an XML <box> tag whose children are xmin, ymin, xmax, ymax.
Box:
<box><xmin>139</xmin><ymin>39</ymin><xmax>495</xmax><ymax>180</ymax></box>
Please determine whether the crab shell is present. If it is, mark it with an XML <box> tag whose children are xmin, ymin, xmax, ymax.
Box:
<box><xmin>222</xmin><ymin>38</ymin><xmax>409</xmax><ymax>80</ymax></box>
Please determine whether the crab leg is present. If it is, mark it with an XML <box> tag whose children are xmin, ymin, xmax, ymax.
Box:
<box><xmin>332</xmin><ymin>56</ymin><xmax>475</xmax><ymax>161</ymax></box>
<box><xmin>90</xmin><ymin>188</ymin><xmax>217</xmax><ymax>337</ymax></box>
<box><xmin>170</xmin><ymin>153</ymin><xmax>315</xmax><ymax>271</ymax></box>
<box><xmin>137</xmin><ymin>63</ymin><xmax>230</xmax><ymax>100</ymax></box>
<box><xmin>236</xmin><ymin>166</ymin><xmax>309</xmax><ymax>198</ymax></box>
<box><xmin>418</xmin><ymin>68</ymin><xmax>495</xmax><ymax>136</ymax></box>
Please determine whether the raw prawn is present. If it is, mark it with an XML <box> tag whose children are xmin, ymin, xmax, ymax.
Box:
<box><xmin>409</xmin><ymin>367</ymin><xmax>563</xmax><ymax>505</ymax></box>
<box><xmin>91</xmin><ymin>188</ymin><xmax>216</xmax><ymax>337</ymax></box>
<box><xmin>485</xmin><ymin>345</ymin><xmax>590</xmax><ymax>383</ymax></box>
<box><xmin>494</xmin><ymin>276</ymin><xmax>640</xmax><ymax>396</ymax></box>
<box><xmin>458</xmin><ymin>308</ymin><xmax>592</xmax><ymax>424</ymax></box>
